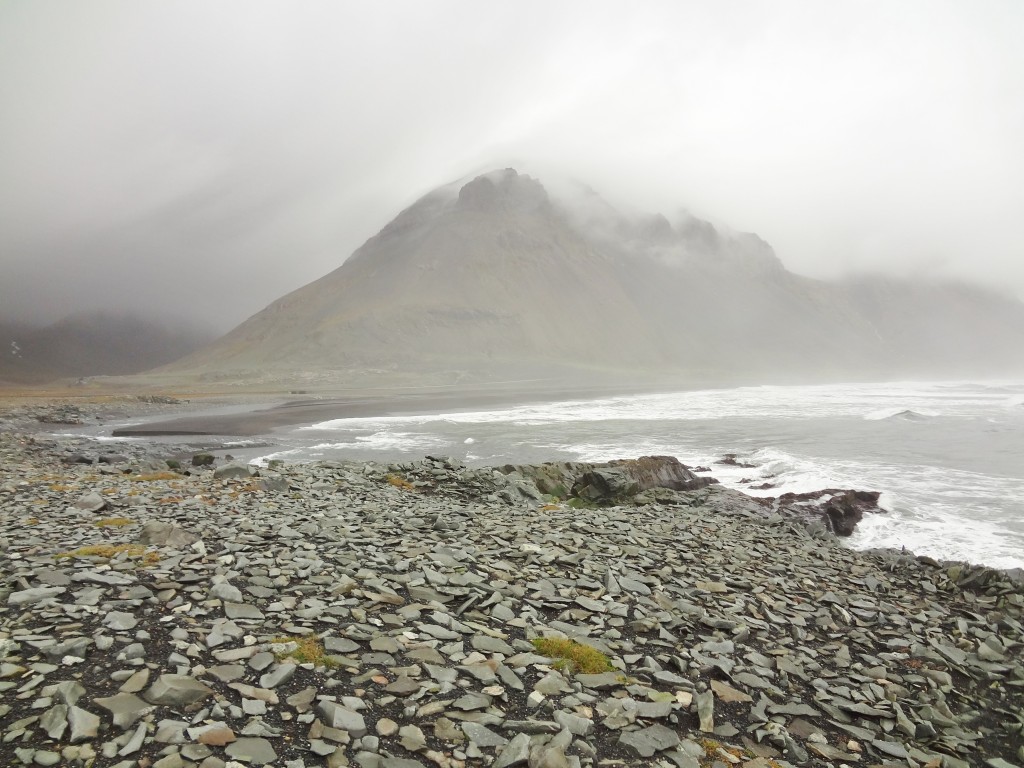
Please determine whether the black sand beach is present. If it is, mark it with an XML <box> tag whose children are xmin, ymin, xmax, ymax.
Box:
<box><xmin>109</xmin><ymin>382</ymin><xmax>661</xmax><ymax>438</ymax></box>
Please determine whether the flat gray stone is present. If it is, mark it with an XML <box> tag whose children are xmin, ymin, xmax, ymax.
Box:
<box><xmin>68</xmin><ymin>705</ymin><xmax>100</xmax><ymax>742</ymax></box>
<box><xmin>385</xmin><ymin>676</ymin><xmax>421</xmax><ymax>696</ymax></box>
<box><xmin>553</xmin><ymin>710</ymin><xmax>593</xmax><ymax>735</ymax></box>
<box><xmin>399</xmin><ymin>724</ymin><xmax>427</xmax><ymax>751</ymax></box>
<box><xmin>214</xmin><ymin>463</ymin><xmax>253</xmax><ymax>480</ymax></box>
<box><xmin>494</xmin><ymin>732</ymin><xmax>532</xmax><ymax>768</ymax></box>
<box><xmin>576</xmin><ymin>672</ymin><xmax>621</xmax><ymax>689</ymax></box>
<box><xmin>71</xmin><ymin>492</ymin><xmax>106</xmax><ymax>512</ymax></box>
<box><xmin>136</xmin><ymin>521</ymin><xmax>199</xmax><ymax>548</ymax></box>
<box><xmin>103</xmin><ymin>611</ymin><xmax>138</xmax><ymax>631</ymax></box>
<box><xmin>462</xmin><ymin>721</ymin><xmax>508</xmax><ymax>748</ymax></box>
<box><xmin>452</xmin><ymin>692</ymin><xmax>491</xmax><ymax>710</ymax></box>
<box><xmin>120</xmin><ymin>722</ymin><xmax>148</xmax><ymax>755</ymax></box>
<box><xmin>618</xmin><ymin>724</ymin><xmax>681</xmax><ymax>757</ymax></box>
<box><xmin>316</xmin><ymin>701</ymin><xmax>366</xmax><ymax>736</ymax></box>
<box><xmin>471</xmin><ymin>634</ymin><xmax>515</xmax><ymax>655</ymax></box>
<box><xmin>144</xmin><ymin>675</ymin><xmax>214</xmax><ymax>706</ymax></box>
<box><xmin>209</xmin><ymin>581</ymin><xmax>244</xmax><ymax>603</ymax></box>
<box><xmin>225</xmin><ymin>736</ymin><xmax>277</xmax><ymax>764</ymax></box>
<box><xmin>8</xmin><ymin>586</ymin><xmax>65</xmax><ymax>606</ymax></box>
<box><xmin>94</xmin><ymin>692</ymin><xmax>152</xmax><ymax>728</ymax></box>
<box><xmin>259</xmin><ymin>663</ymin><xmax>296</xmax><ymax>689</ymax></box>
<box><xmin>225</xmin><ymin>602</ymin><xmax>264</xmax><ymax>621</ymax></box>
<box><xmin>39</xmin><ymin>704</ymin><xmax>67</xmax><ymax>739</ymax></box>
<box><xmin>696</xmin><ymin>690</ymin><xmax>714</xmax><ymax>732</ymax></box>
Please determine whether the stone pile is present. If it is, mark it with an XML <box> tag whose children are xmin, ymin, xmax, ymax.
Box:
<box><xmin>1</xmin><ymin>427</ymin><xmax>1022</xmax><ymax>768</ymax></box>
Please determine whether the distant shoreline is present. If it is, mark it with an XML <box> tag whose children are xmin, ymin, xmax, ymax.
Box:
<box><xmin>108</xmin><ymin>381</ymin><xmax>682</xmax><ymax>437</ymax></box>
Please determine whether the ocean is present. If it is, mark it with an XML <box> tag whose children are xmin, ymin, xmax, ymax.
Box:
<box><xmin>233</xmin><ymin>380</ymin><xmax>1023</xmax><ymax>571</ymax></box>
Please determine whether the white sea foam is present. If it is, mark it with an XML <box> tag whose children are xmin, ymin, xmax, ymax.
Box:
<box><xmin>551</xmin><ymin>431</ymin><xmax>1024</xmax><ymax>569</ymax></box>
<box><xmin>49</xmin><ymin>432</ymin><xmax>138</xmax><ymax>442</ymax></box>
<box><xmin>305</xmin><ymin>380</ymin><xmax>1018</xmax><ymax>434</ymax></box>
<box><xmin>252</xmin><ymin>446</ymin><xmax>312</xmax><ymax>466</ymax></box>
<box><xmin>351</xmin><ymin>431</ymin><xmax>449</xmax><ymax>452</ymax></box>
<box><xmin>849</xmin><ymin>499</ymin><xmax>1023</xmax><ymax>570</ymax></box>
<box><xmin>271</xmin><ymin>429</ymin><xmax>448</xmax><ymax>466</ymax></box>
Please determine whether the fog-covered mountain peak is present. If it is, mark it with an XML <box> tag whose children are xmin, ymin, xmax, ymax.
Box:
<box><xmin>456</xmin><ymin>168</ymin><xmax>551</xmax><ymax>215</ymax></box>
<box><xmin>159</xmin><ymin>169</ymin><xmax>1024</xmax><ymax>386</ymax></box>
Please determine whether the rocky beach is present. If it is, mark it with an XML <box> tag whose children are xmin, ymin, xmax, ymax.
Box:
<box><xmin>1</xmin><ymin>398</ymin><xmax>1022</xmax><ymax>768</ymax></box>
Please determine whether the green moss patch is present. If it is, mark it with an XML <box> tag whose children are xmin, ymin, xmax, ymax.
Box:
<box><xmin>531</xmin><ymin>637</ymin><xmax>614</xmax><ymax>674</ymax></box>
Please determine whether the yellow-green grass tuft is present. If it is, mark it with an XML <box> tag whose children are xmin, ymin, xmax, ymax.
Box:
<box><xmin>55</xmin><ymin>543</ymin><xmax>160</xmax><ymax>566</ymax></box>
<box><xmin>130</xmin><ymin>472</ymin><xmax>182</xmax><ymax>482</ymax></box>
<box><xmin>531</xmin><ymin>637</ymin><xmax>614</xmax><ymax>674</ymax></box>
<box><xmin>385</xmin><ymin>473</ymin><xmax>416</xmax><ymax>492</ymax></box>
<box><xmin>270</xmin><ymin>635</ymin><xmax>338</xmax><ymax>667</ymax></box>
<box><xmin>95</xmin><ymin>517</ymin><xmax>134</xmax><ymax>527</ymax></box>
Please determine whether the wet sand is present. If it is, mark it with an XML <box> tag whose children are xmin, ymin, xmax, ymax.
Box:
<box><xmin>110</xmin><ymin>382</ymin><xmax>654</xmax><ymax>437</ymax></box>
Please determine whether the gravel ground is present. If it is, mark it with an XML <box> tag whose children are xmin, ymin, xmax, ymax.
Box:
<box><xmin>1</xmin><ymin>400</ymin><xmax>1022</xmax><ymax>768</ymax></box>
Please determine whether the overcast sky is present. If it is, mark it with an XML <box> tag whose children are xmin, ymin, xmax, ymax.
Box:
<box><xmin>2</xmin><ymin>1</ymin><xmax>1022</xmax><ymax>330</ymax></box>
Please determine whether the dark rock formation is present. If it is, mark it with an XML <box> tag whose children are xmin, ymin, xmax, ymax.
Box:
<box><xmin>571</xmin><ymin>456</ymin><xmax>716</xmax><ymax>503</ymax></box>
<box><xmin>772</xmin><ymin>488</ymin><xmax>884</xmax><ymax>537</ymax></box>
<box><xmin>717</xmin><ymin>454</ymin><xmax>757</xmax><ymax>469</ymax></box>
<box><xmin>500</xmin><ymin>455</ymin><xmax>717</xmax><ymax>506</ymax></box>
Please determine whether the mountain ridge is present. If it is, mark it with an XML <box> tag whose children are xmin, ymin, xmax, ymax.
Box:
<box><xmin>159</xmin><ymin>168</ymin><xmax>1024</xmax><ymax>387</ymax></box>
<box><xmin>0</xmin><ymin>311</ymin><xmax>213</xmax><ymax>385</ymax></box>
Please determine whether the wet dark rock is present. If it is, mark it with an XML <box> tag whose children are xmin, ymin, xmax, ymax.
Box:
<box><xmin>61</xmin><ymin>454</ymin><xmax>94</xmax><ymax>465</ymax></box>
<box><xmin>772</xmin><ymin>487</ymin><xmax>884</xmax><ymax>536</ymax></box>
<box><xmin>500</xmin><ymin>455</ymin><xmax>716</xmax><ymax>505</ymax></box>
<box><xmin>716</xmin><ymin>453</ymin><xmax>756</xmax><ymax>468</ymax></box>
<box><xmin>572</xmin><ymin>456</ymin><xmax>716</xmax><ymax>502</ymax></box>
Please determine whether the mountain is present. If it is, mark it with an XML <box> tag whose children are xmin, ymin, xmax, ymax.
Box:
<box><xmin>0</xmin><ymin>311</ymin><xmax>213</xmax><ymax>385</ymax></box>
<box><xmin>162</xmin><ymin>169</ymin><xmax>1024</xmax><ymax>387</ymax></box>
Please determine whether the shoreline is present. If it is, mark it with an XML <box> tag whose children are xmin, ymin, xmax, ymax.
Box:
<box><xmin>1</xmin><ymin>421</ymin><xmax>1022</xmax><ymax>767</ymax></box>
<box><xmin>106</xmin><ymin>381</ymin><xmax>691</xmax><ymax>438</ymax></box>
<box><xmin>7</xmin><ymin>390</ymin><xmax>1024</xmax><ymax>573</ymax></box>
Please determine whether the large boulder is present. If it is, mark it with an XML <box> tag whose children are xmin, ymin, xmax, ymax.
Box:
<box><xmin>136</xmin><ymin>521</ymin><xmax>199</xmax><ymax>548</ymax></box>
<box><xmin>214</xmin><ymin>462</ymin><xmax>253</xmax><ymax>480</ymax></box>
<box><xmin>572</xmin><ymin>457</ymin><xmax>716</xmax><ymax>503</ymax></box>
<box><xmin>69</xmin><ymin>492</ymin><xmax>107</xmax><ymax>514</ymax></box>
<box><xmin>500</xmin><ymin>456</ymin><xmax>716</xmax><ymax>505</ymax></box>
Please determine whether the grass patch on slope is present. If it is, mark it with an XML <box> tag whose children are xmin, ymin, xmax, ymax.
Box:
<box><xmin>270</xmin><ymin>635</ymin><xmax>338</xmax><ymax>667</ymax></box>
<box><xmin>531</xmin><ymin>637</ymin><xmax>614</xmax><ymax>674</ymax></box>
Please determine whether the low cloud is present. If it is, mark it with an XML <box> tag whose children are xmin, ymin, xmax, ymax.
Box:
<box><xmin>1</xmin><ymin>1</ymin><xmax>1022</xmax><ymax>330</ymax></box>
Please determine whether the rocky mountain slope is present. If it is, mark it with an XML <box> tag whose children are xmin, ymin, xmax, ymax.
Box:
<box><xmin>0</xmin><ymin>312</ymin><xmax>212</xmax><ymax>385</ymax></box>
<box><xmin>163</xmin><ymin>169</ymin><xmax>1024</xmax><ymax>386</ymax></box>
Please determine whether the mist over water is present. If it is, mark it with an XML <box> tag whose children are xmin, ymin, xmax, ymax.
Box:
<box><xmin>236</xmin><ymin>380</ymin><xmax>1024</xmax><ymax>570</ymax></box>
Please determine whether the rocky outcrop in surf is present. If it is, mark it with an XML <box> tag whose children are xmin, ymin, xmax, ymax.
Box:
<box><xmin>768</xmin><ymin>488</ymin><xmax>885</xmax><ymax>537</ymax></box>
